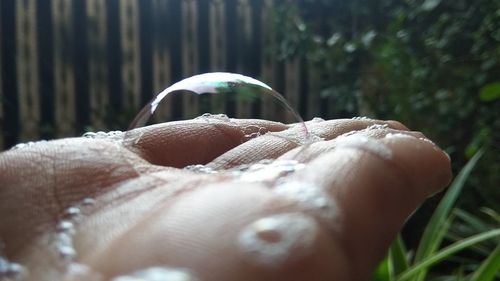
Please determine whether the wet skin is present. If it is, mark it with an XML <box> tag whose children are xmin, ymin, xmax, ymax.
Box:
<box><xmin>0</xmin><ymin>118</ymin><xmax>452</xmax><ymax>281</ymax></box>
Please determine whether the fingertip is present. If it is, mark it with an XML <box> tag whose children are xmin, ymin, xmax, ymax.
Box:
<box><xmin>383</xmin><ymin>133</ymin><xmax>452</xmax><ymax>198</ymax></box>
<box><xmin>386</xmin><ymin>120</ymin><xmax>410</xmax><ymax>131</ymax></box>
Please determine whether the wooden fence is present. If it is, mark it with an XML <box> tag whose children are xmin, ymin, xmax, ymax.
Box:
<box><xmin>0</xmin><ymin>0</ymin><xmax>326</xmax><ymax>149</ymax></box>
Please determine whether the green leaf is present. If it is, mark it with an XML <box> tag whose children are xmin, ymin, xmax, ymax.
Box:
<box><xmin>412</xmin><ymin>149</ymin><xmax>484</xmax><ymax>281</ymax></box>
<box><xmin>389</xmin><ymin>235</ymin><xmax>409</xmax><ymax>276</ymax></box>
<box><xmin>373</xmin><ymin>254</ymin><xmax>392</xmax><ymax>281</ymax></box>
<box><xmin>397</xmin><ymin>228</ymin><xmax>500</xmax><ymax>281</ymax></box>
<box><xmin>479</xmin><ymin>82</ymin><xmax>500</xmax><ymax>101</ymax></box>
<box><xmin>454</xmin><ymin>209</ymin><xmax>490</xmax><ymax>233</ymax></box>
<box><xmin>421</xmin><ymin>0</ymin><xmax>442</xmax><ymax>11</ymax></box>
<box><xmin>470</xmin><ymin>244</ymin><xmax>500</xmax><ymax>281</ymax></box>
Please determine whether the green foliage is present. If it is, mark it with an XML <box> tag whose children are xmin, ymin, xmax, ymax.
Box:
<box><xmin>370</xmin><ymin>151</ymin><xmax>500</xmax><ymax>280</ymax></box>
<box><xmin>271</xmin><ymin>2</ymin><xmax>500</xmax><ymax>278</ymax></box>
<box><xmin>412</xmin><ymin>150</ymin><xmax>484</xmax><ymax>280</ymax></box>
<box><xmin>272</xmin><ymin>0</ymin><xmax>499</xmax><ymax>222</ymax></box>
<box><xmin>479</xmin><ymin>82</ymin><xmax>500</xmax><ymax>102</ymax></box>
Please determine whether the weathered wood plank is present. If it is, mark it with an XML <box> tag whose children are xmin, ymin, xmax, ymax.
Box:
<box><xmin>209</xmin><ymin>0</ymin><xmax>227</xmax><ymax>115</ymax></box>
<box><xmin>235</xmin><ymin>0</ymin><xmax>253</xmax><ymax>119</ymax></box>
<box><xmin>52</xmin><ymin>0</ymin><xmax>76</xmax><ymax>137</ymax></box>
<box><xmin>260</xmin><ymin>0</ymin><xmax>280</xmax><ymax>122</ymax></box>
<box><xmin>120</xmin><ymin>0</ymin><xmax>141</xmax><ymax>112</ymax></box>
<box><xmin>181</xmin><ymin>0</ymin><xmax>200</xmax><ymax>119</ymax></box>
<box><xmin>0</xmin><ymin>2</ymin><xmax>3</xmax><ymax>149</ymax></box>
<box><xmin>150</xmin><ymin>0</ymin><xmax>172</xmax><ymax>123</ymax></box>
<box><xmin>87</xmin><ymin>0</ymin><xmax>109</xmax><ymax>130</ymax></box>
<box><xmin>16</xmin><ymin>0</ymin><xmax>40</xmax><ymax>141</ymax></box>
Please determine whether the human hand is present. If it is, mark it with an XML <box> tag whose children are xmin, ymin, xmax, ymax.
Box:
<box><xmin>0</xmin><ymin>117</ymin><xmax>451</xmax><ymax>281</ymax></box>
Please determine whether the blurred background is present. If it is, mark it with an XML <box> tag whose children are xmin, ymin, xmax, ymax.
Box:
<box><xmin>0</xmin><ymin>0</ymin><xmax>499</xmax><ymax>279</ymax></box>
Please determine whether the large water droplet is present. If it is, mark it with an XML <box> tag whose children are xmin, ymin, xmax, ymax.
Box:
<box><xmin>237</xmin><ymin>213</ymin><xmax>318</xmax><ymax>268</ymax></box>
<box><xmin>111</xmin><ymin>267</ymin><xmax>199</xmax><ymax>281</ymax></box>
<box><xmin>125</xmin><ymin>72</ymin><xmax>310</xmax><ymax>142</ymax></box>
<box><xmin>272</xmin><ymin>181</ymin><xmax>338</xmax><ymax>224</ymax></box>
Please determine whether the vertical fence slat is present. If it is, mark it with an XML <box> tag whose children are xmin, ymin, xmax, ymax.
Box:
<box><xmin>235</xmin><ymin>0</ymin><xmax>252</xmax><ymax>119</ymax></box>
<box><xmin>209</xmin><ymin>0</ymin><xmax>227</xmax><ymax>115</ymax></box>
<box><xmin>150</xmin><ymin>0</ymin><xmax>172</xmax><ymax>123</ymax></box>
<box><xmin>181</xmin><ymin>0</ymin><xmax>200</xmax><ymax>119</ymax></box>
<box><xmin>1</xmin><ymin>0</ymin><xmax>19</xmax><ymax>148</ymax></box>
<box><xmin>53</xmin><ymin>0</ymin><xmax>76</xmax><ymax>137</ymax></box>
<box><xmin>73</xmin><ymin>0</ymin><xmax>90</xmax><ymax>133</ymax></box>
<box><xmin>87</xmin><ymin>0</ymin><xmax>109</xmax><ymax>130</ymax></box>
<box><xmin>16</xmin><ymin>0</ymin><xmax>40</xmax><ymax>141</ymax></box>
<box><xmin>37</xmin><ymin>0</ymin><xmax>55</xmax><ymax>140</ymax></box>
<box><xmin>0</xmin><ymin>1</ymin><xmax>3</xmax><ymax>149</ymax></box>
<box><xmin>138</xmin><ymin>0</ymin><xmax>153</xmax><ymax>107</ymax></box>
<box><xmin>120</xmin><ymin>0</ymin><xmax>141</xmax><ymax>113</ymax></box>
<box><xmin>260</xmin><ymin>0</ymin><xmax>279</xmax><ymax>122</ymax></box>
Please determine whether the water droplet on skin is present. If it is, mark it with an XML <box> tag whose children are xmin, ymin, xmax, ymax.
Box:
<box><xmin>57</xmin><ymin>245</ymin><xmax>76</xmax><ymax>261</ymax></box>
<box><xmin>419</xmin><ymin>137</ymin><xmax>436</xmax><ymax>145</ymax></box>
<box><xmin>0</xmin><ymin>256</ymin><xmax>27</xmax><ymax>279</ymax></box>
<box><xmin>184</xmin><ymin>164</ymin><xmax>217</xmax><ymax>174</ymax></box>
<box><xmin>311</xmin><ymin>117</ymin><xmax>325</xmax><ymax>122</ymax></box>
<box><xmin>56</xmin><ymin>230</ymin><xmax>76</xmax><ymax>263</ymax></box>
<box><xmin>195</xmin><ymin>113</ymin><xmax>231</xmax><ymax>123</ymax></box>
<box><xmin>57</xmin><ymin>232</ymin><xmax>73</xmax><ymax>246</ymax></box>
<box><xmin>64</xmin><ymin>207</ymin><xmax>81</xmax><ymax>218</ymax></box>
<box><xmin>238</xmin><ymin>213</ymin><xmax>319</xmax><ymax>268</ymax></box>
<box><xmin>351</xmin><ymin>116</ymin><xmax>372</xmax><ymax>121</ymax></box>
<box><xmin>272</xmin><ymin>181</ymin><xmax>338</xmax><ymax>223</ymax></box>
<box><xmin>57</xmin><ymin>221</ymin><xmax>75</xmax><ymax>233</ymax></box>
<box><xmin>385</xmin><ymin>132</ymin><xmax>416</xmax><ymax>140</ymax></box>
<box><xmin>63</xmin><ymin>263</ymin><xmax>103</xmax><ymax>281</ymax></box>
<box><xmin>111</xmin><ymin>267</ymin><xmax>199</xmax><ymax>281</ymax></box>
<box><xmin>241</xmin><ymin>125</ymin><xmax>270</xmax><ymax>141</ymax></box>
<box><xmin>366</xmin><ymin>123</ymin><xmax>389</xmax><ymax>130</ymax></box>
<box><xmin>335</xmin><ymin>135</ymin><xmax>393</xmax><ymax>160</ymax></box>
<box><xmin>236</xmin><ymin>160</ymin><xmax>305</xmax><ymax>183</ymax></box>
<box><xmin>82</xmin><ymin>198</ymin><xmax>96</xmax><ymax>206</ymax></box>
<box><xmin>10</xmin><ymin>140</ymin><xmax>47</xmax><ymax>150</ymax></box>
<box><xmin>82</xmin><ymin>131</ymin><xmax>123</xmax><ymax>142</ymax></box>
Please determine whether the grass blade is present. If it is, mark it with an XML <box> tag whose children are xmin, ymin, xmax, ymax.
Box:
<box><xmin>372</xmin><ymin>255</ymin><xmax>393</xmax><ymax>281</ymax></box>
<box><xmin>470</xmin><ymin>243</ymin><xmax>500</xmax><ymax>281</ymax></box>
<box><xmin>390</xmin><ymin>235</ymin><xmax>409</xmax><ymax>276</ymax></box>
<box><xmin>396</xmin><ymin>228</ymin><xmax>500</xmax><ymax>281</ymax></box>
<box><xmin>454</xmin><ymin>208</ymin><xmax>490</xmax><ymax>233</ymax></box>
<box><xmin>411</xmin><ymin>149</ymin><xmax>484</xmax><ymax>281</ymax></box>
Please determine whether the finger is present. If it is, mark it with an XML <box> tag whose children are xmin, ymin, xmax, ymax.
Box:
<box><xmin>278</xmin><ymin>128</ymin><xmax>426</xmax><ymax>163</ymax></box>
<box><xmin>290</xmin><ymin>133</ymin><xmax>451</xmax><ymax>280</ymax></box>
<box><xmin>124</xmin><ymin>118</ymin><xmax>287</xmax><ymax>168</ymax></box>
<box><xmin>208</xmin><ymin>118</ymin><xmax>409</xmax><ymax>169</ymax></box>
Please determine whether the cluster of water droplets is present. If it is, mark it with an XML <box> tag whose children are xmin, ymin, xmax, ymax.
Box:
<box><xmin>231</xmin><ymin>159</ymin><xmax>305</xmax><ymax>184</ymax></box>
<box><xmin>82</xmin><ymin>131</ymin><xmax>124</xmax><ymax>142</ymax></box>
<box><xmin>0</xmin><ymin>253</ymin><xmax>26</xmax><ymax>280</ymax></box>
<box><xmin>9</xmin><ymin>140</ymin><xmax>47</xmax><ymax>150</ymax></box>
<box><xmin>53</xmin><ymin>198</ymin><xmax>99</xmax><ymax>280</ymax></box>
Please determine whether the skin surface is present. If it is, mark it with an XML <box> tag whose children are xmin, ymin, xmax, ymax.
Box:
<box><xmin>0</xmin><ymin>118</ymin><xmax>452</xmax><ymax>281</ymax></box>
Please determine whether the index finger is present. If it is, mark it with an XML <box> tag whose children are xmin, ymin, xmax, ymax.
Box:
<box><xmin>123</xmin><ymin>118</ymin><xmax>287</xmax><ymax>168</ymax></box>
